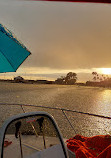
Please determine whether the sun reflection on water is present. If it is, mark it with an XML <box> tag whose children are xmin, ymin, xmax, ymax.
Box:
<box><xmin>92</xmin><ymin>89</ymin><xmax>111</xmax><ymax>116</ymax></box>
<box><xmin>90</xmin><ymin>89</ymin><xmax>111</xmax><ymax>135</ymax></box>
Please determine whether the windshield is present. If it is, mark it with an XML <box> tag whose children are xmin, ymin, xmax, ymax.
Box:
<box><xmin>0</xmin><ymin>0</ymin><xmax>111</xmax><ymax>157</ymax></box>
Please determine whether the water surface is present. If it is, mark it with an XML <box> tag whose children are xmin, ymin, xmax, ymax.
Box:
<box><xmin>0</xmin><ymin>82</ymin><xmax>111</xmax><ymax>138</ymax></box>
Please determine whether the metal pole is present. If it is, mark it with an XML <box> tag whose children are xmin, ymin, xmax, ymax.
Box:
<box><xmin>30</xmin><ymin>122</ymin><xmax>38</xmax><ymax>137</ymax></box>
<box><xmin>20</xmin><ymin>105</ymin><xmax>38</xmax><ymax>137</ymax></box>
<box><xmin>61</xmin><ymin>109</ymin><xmax>76</xmax><ymax>134</ymax></box>
<box><xmin>19</xmin><ymin>132</ymin><xmax>23</xmax><ymax>158</ymax></box>
<box><xmin>42</xmin><ymin>125</ymin><xmax>46</xmax><ymax>149</ymax></box>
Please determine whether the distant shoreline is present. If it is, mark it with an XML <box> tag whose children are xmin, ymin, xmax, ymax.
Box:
<box><xmin>0</xmin><ymin>79</ymin><xmax>111</xmax><ymax>90</ymax></box>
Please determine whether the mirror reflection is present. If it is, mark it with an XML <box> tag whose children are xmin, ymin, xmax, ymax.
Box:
<box><xmin>3</xmin><ymin>115</ymin><xmax>65</xmax><ymax>158</ymax></box>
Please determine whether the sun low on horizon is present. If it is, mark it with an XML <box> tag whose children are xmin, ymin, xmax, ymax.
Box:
<box><xmin>98</xmin><ymin>68</ymin><xmax>111</xmax><ymax>75</ymax></box>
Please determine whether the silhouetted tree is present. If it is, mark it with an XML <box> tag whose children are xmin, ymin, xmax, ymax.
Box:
<box><xmin>55</xmin><ymin>72</ymin><xmax>77</xmax><ymax>85</ymax></box>
<box><xmin>93</xmin><ymin>76</ymin><xmax>97</xmax><ymax>81</ymax></box>
<box><xmin>65</xmin><ymin>72</ymin><xmax>77</xmax><ymax>85</ymax></box>
<box><xmin>55</xmin><ymin>78</ymin><xmax>64</xmax><ymax>84</ymax></box>
<box><xmin>92</xmin><ymin>72</ymin><xmax>98</xmax><ymax>81</ymax></box>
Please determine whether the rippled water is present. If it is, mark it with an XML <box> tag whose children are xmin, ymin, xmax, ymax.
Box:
<box><xmin>0</xmin><ymin>82</ymin><xmax>111</xmax><ymax>138</ymax></box>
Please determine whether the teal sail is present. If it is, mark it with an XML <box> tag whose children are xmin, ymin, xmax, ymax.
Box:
<box><xmin>0</xmin><ymin>24</ymin><xmax>31</xmax><ymax>73</ymax></box>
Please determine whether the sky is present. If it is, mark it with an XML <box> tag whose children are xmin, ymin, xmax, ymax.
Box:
<box><xmin>0</xmin><ymin>0</ymin><xmax>111</xmax><ymax>81</ymax></box>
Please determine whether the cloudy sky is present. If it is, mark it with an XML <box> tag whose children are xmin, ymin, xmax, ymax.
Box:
<box><xmin>0</xmin><ymin>0</ymin><xmax>111</xmax><ymax>81</ymax></box>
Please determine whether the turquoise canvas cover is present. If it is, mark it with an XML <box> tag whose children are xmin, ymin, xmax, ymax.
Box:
<box><xmin>0</xmin><ymin>24</ymin><xmax>31</xmax><ymax>73</ymax></box>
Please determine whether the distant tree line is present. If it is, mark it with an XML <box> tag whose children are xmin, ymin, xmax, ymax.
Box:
<box><xmin>55</xmin><ymin>72</ymin><xmax>77</xmax><ymax>85</ymax></box>
<box><xmin>86</xmin><ymin>71</ymin><xmax>111</xmax><ymax>87</ymax></box>
<box><xmin>92</xmin><ymin>72</ymin><xmax>109</xmax><ymax>82</ymax></box>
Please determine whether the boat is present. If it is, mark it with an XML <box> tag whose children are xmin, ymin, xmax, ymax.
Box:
<box><xmin>0</xmin><ymin>110</ymin><xmax>74</xmax><ymax>158</ymax></box>
<box><xmin>0</xmin><ymin>103</ymin><xmax>111</xmax><ymax>158</ymax></box>
<box><xmin>0</xmin><ymin>0</ymin><xmax>111</xmax><ymax>157</ymax></box>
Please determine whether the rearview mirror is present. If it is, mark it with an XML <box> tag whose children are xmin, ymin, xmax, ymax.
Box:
<box><xmin>0</xmin><ymin>112</ymin><xmax>68</xmax><ymax>158</ymax></box>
